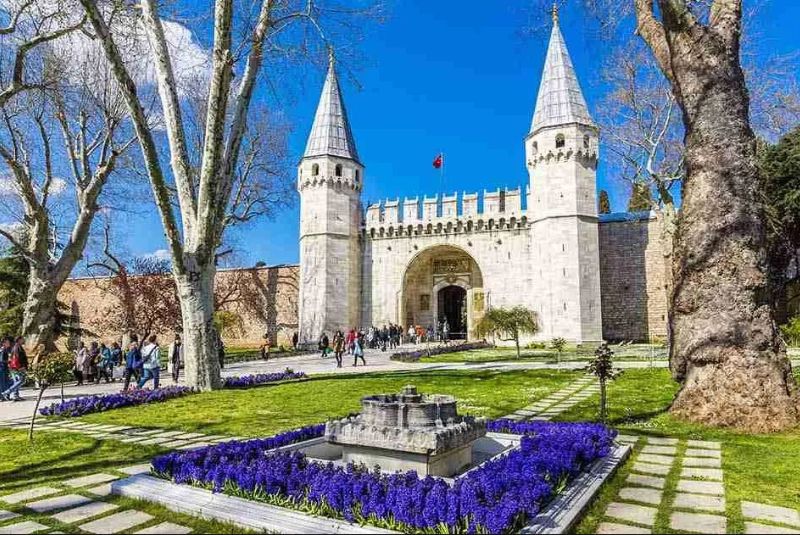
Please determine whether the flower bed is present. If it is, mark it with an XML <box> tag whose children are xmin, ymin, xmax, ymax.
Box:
<box><xmin>222</xmin><ymin>369</ymin><xmax>307</xmax><ymax>389</ymax></box>
<box><xmin>151</xmin><ymin>420</ymin><xmax>615</xmax><ymax>533</ymax></box>
<box><xmin>39</xmin><ymin>386</ymin><xmax>194</xmax><ymax>418</ymax></box>
<box><xmin>389</xmin><ymin>341</ymin><xmax>491</xmax><ymax>363</ymax></box>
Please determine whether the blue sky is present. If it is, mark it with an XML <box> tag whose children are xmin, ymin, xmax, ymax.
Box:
<box><xmin>121</xmin><ymin>0</ymin><xmax>800</xmax><ymax>269</ymax></box>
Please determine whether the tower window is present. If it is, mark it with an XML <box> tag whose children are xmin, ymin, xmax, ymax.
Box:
<box><xmin>583</xmin><ymin>134</ymin><xmax>590</xmax><ymax>149</ymax></box>
<box><xmin>555</xmin><ymin>134</ymin><xmax>565</xmax><ymax>148</ymax></box>
<box><xmin>312</xmin><ymin>163</ymin><xmax>319</xmax><ymax>176</ymax></box>
<box><xmin>355</xmin><ymin>169</ymin><xmax>360</xmax><ymax>182</ymax></box>
<box><xmin>335</xmin><ymin>164</ymin><xmax>343</xmax><ymax>177</ymax></box>
<box><xmin>532</xmin><ymin>141</ymin><xmax>538</xmax><ymax>155</ymax></box>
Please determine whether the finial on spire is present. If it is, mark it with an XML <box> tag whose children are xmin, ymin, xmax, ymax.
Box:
<box><xmin>552</xmin><ymin>2</ymin><xmax>559</xmax><ymax>25</ymax></box>
<box><xmin>327</xmin><ymin>45</ymin><xmax>335</xmax><ymax>68</ymax></box>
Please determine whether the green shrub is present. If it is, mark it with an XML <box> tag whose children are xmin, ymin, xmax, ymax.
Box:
<box><xmin>780</xmin><ymin>316</ymin><xmax>800</xmax><ymax>347</ymax></box>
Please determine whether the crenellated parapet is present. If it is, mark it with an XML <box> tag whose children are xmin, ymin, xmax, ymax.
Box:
<box><xmin>526</xmin><ymin>127</ymin><xmax>598</xmax><ymax>170</ymax></box>
<box><xmin>364</xmin><ymin>187</ymin><xmax>529</xmax><ymax>239</ymax></box>
<box><xmin>297</xmin><ymin>173</ymin><xmax>362</xmax><ymax>193</ymax></box>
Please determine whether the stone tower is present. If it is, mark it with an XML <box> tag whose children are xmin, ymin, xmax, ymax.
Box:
<box><xmin>297</xmin><ymin>52</ymin><xmax>363</xmax><ymax>345</ymax></box>
<box><xmin>526</xmin><ymin>6</ymin><xmax>602</xmax><ymax>342</ymax></box>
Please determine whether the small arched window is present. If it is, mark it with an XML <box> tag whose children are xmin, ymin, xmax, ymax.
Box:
<box><xmin>335</xmin><ymin>164</ymin><xmax>343</xmax><ymax>177</ymax></box>
<box><xmin>583</xmin><ymin>134</ymin><xmax>590</xmax><ymax>149</ymax></box>
<box><xmin>312</xmin><ymin>163</ymin><xmax>320</xmax><ymax>176</ymax></box>
<box><xmin>355</xmin><ymin>169</ymin><xmax>360</xmax><ymax>182</ymax></box>
<box><xmin>555</xmin><ymin>134</ymin><xmax>565</xmax><ymax>149</ymax></box>
<box><xmin>532</xmin><ymin>141</ymin><xmax>539</xmax><ymax>155</ymax></box>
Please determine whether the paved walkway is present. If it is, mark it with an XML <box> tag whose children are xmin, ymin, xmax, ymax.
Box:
<box><xmin>502</xmin><ymin>374</ymin><xmax>598</xmax><ymax>421</ymax></box>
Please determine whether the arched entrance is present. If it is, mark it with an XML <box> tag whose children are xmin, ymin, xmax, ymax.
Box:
<box><xmin>400</xmin><ymin>245</ymin><xmax>485</xmax><ymax>340</ymax></box>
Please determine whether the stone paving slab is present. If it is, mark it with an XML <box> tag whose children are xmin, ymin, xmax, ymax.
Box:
<box><xmin>0</xmin><ymin>510</ymin><xmax>20</xmax><ymax>521</ymax></box>
<box><xmin>79</xmin><ymin>510</ymin><xmax>154</xmax><ymax>534</ymax></box>
<box><xmin>63</xmin><ymin>473</ymin><xmax>119</xmax><ymax>488</ymax></box>
<box><xmin>177</xmin><ymin>442</ymin><xmax>212</xmax><ymax>450</ymax></box>
<box><xmin>670</xmin><ymin>511</ymin><xmax>726</xmax><ymax>534</ymax></box>
<box><xmin>0</xmin><ymin>486</ymin><xmax>61</xmax><ymax>504</ymax></box>
<box><xmin>632</xmin><ymin>462</ymin><xmax>670</xmax><ymax>476</ymax></box>
<box><xmin>51</xmin><ymin>501</ymin><xmax>119</xmax><ymax>523</ymax></box>
<box><xmin>86</xmin><ymin>484</ymin><xmax>113</xmax><ymax>497</ymax></box>
<box><xmin>618</xmin><ymin>487</ymin><xmax>663</xmax><ymax>506</ymax></box>
<box><xmin>160</xmin><ymin>440</ymin><xmax>191</xmax><ymax>448</ymax></box>
<box><xmin>26</xmin><ymin>494</ymin><xmax>92</xmax><ymax>513</ymax></box>
<box><xmin>637</xmin><ymin>453</ymin><xmax>675</xmax><ymax>466</ymax></box>
<box><xmin>680</xmin><ymin>467</ymin><xmax>724</xmax><ymax>481</ymax></box>
<box><xmin>138</xmin><ymin>437</ymin><xmax>175</xmax><ymax>445</ymax></box>
<box><xmin>742</xmin><ymin>501</ymin><xmax>800</xmax><ymax>528</ymax></box>
<box><xmin>686</xmin><ymin>440</ymin><xmax>721</xmax><ymax>450</ymax></box>
<box><xmin>745</xmin><ymin>521</ymin><xmax>800</xmax><ymax>534</ymax></box>
<box><xmin>685</xmin><ymin>448</ymin><xmax>721</xmax><ymax>459</ymax></box>
<box><xmin>641</xmin><ymin>445</ymin><xmax>677</xmax><ymax>456</ymax></box>
<box><xmin>134</xmin><ymin>522</ymin><xmax>192</xmax><ymax>534</ymax></box>
<box><xmin>683</xmin><ymin>456</ymin><xmax>722</xmax><ymax>468</ymax></box>
<box><xmin>596</xmin><ymin>522</ymin><xmax>651</xmax><ymax>534</ymax></box>
<box><xmin>616</xmin><ymin>434</ymin><xmax>640</xmax><ymax>444</ymax></box>
<box><xmin>673</xmin><ymin>492</ymin><xmax>726</xmax><ymax>513</ymax></box>
<box><xmin>626</xmin><ymin>474</ymin><xmax>666</xmax><ymax>489</ymax></box>
<box><xmin>676</xmin><ymin>480</ymin><xmax>724</xmax><ymax>496</ymax></box>
<box><xmin>0</xmin><ymin>520</ymin><xmax>49</xmax><ymax>534</ymax></box>
<box><xmin>119</xmin><ymin>464</ymin><xmax>152</xmax><ymax>476</ymax></box>
<box><xmin>119</xmin><ymin>437</ymin><xmax>149</xmax><ymax>443</ymax></box>
<box><xmin>605</xmin><ymin>502</ymin><xmax>657</xmax><ymax>526</ymax></box>
<box><xmin>646</xmin><ymin>437</ymin><xmax>679</xmax><ymax>445</ymax></box>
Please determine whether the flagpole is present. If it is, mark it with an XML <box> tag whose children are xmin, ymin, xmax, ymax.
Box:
<box><xmin>440</xmin><ymin>151</ymin><xmax>445</xmax><ymax>193</ymax></box>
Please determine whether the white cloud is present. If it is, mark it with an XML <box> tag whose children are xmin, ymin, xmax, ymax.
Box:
<box><xmin>143</xmin><ymin>248</ymin><xmax>172</xmax><ymax>262</ymax></box>
<box><xmin>48</xmin><ymin>178</ymin><xmax>67</xmax><ymax>196</ymax></box>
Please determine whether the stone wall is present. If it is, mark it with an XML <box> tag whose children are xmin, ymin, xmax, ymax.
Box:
<box><xmin>57</xmin><ymin>265</ymin><xmax>300</xmax><ymax>349</ymax></box>
<box><xmin>598</xmin><ymin>214</ymin><xmax>668</xmax><ymax>342</ymax></box>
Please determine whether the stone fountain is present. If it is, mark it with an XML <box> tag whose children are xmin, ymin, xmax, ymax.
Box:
<box><xmin>324</xmin><ymin>385</ymin><xmax>487</xmax><ymax>477</ymax></box>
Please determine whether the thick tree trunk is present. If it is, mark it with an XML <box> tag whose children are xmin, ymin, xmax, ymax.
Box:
<box><xmin>175</xmin><ymin>262</ymin><xmax>221</xmax><ymax>390</ymax></box>
<box><xmin>22</xmin><ymin>271</ymin><xmax>59</xmax><ymax>354</ymax></box>
<box><xmin>668</xmin><ymin>35</ymin><xmax>799</xmax><ymax>431</ymax></box>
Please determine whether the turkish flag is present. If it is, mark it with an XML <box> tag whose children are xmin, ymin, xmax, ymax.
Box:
<box><xmin>432</xmin><ymin>153</ymin><xmax>443</xmax><ymax>169</ymax></box>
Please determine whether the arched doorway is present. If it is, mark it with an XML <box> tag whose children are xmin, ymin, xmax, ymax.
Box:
<box><xmin>438</xmin><ymin>285</ymin><xmax>467</xmax><ymax>339</ymax></box>
<box><xmin>400</xmin><ymin>245</ymin><xmax>485</xmax><ymax>340</ymax></box>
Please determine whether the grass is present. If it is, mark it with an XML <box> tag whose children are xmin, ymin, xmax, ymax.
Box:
<box><xmin>566</xmin><ymin>368</ymin><xmax>800</xmax><ymax>533</ymax></box>
<box><xmin>77</xmin><ymin>368</ymin><xmax>579</xmax><ymax>436</ymax></box>
<box><xmin>0</xmin><ymin>430</ymin><xmax>248</xmax><ymax>533</ymax></box>
<box><xmin>419</xmin><ymin>344</ymin><xmax>668</xmax><ymax>364</ymax></box>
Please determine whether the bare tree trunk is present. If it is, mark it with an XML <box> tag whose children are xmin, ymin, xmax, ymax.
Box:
<box><xmin>666</xmin><ymin>23</ymin><xmax>799</xmax><ymax>431</ymax></box>
<box><xmin>22</xmin><ymin>271</ymin><xmax>60</xmax><ymax>353</ymax></box>
<box><xmin>175</xmin><ymin>261</ymin><xmax>221</xmax><ymax>390</ymax></box>
<box><xmin>29</xmin><ymin>387</ymin><xmax>46</xmax><ymax>441</ymax></box>
<box><xmin>599</xmin><ymin>378</ymin><xmax>607</xmax><ymax>423</ymax></box>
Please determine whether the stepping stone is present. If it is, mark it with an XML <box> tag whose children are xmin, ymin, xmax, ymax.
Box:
<box><xmin>685</xmin><ymin>448</ymin><xmax>721</xmax><ymax>459</ymax></box>
<box><xmin>596</xmin><ymin>522</ymin><xmax>650</xmax><ymax>534</ymax></box>
<box><xmin>632</xmin><ymin>462</ymin><xmax>670</xmax><ymax>476</ymax></box>
<box><xmin>119</xmin><ymin>437</ymin><xmax>148</xmax><ymax>443</ymax></box>
<box><xmin>52</xmin><ymin>501</ymin><xmax>119</xmax><ymax>523</ymax></box>
<box><xmin>683</xmin><ymin>456</ymin><xmax>722</xmax><ymax>468</ymax></box>
<box><xmin>133</xmin><ymin>430</ymin><xmax>164</xmax><ymax>436</ymax></box>
<box><xmin>687</xmin><ymin>440</ymin><xmax>721</xmax><ymax>450</ymax></box>
<box><xmin>63</xmin><ymin>473</ymin><xmax>119</xmax><ymax>488</ymax></box>
<box><xmin>646</xmin><ymin>437</ymin><xmax>678</xmax><ymax>445</ymax></box>
<box><xmin>161</xmin><ymin>440</ymin><xmax>190</xmax><ymax>448</ymax></box>
<box><xmin>673</xmin><ymin>492</ymin><xmax>726</xmax><ymax>512</ymax></box>
<box><xmin>626</xmin><ymin>474</ymin><xmax>665</xmax><ymax>489</ymax></box>
<box><xmin>670</xmin><ymin>511</ymin><xmax>726</xmax><ymax>534</ymax></box>
<box><xmin>1</xmin><ymin>486</ymin><xmax>60</xmax><ymax>504</ymax></box>
<box><xmin>680</xmin><ymin>467</ymin><xmax>723</xmax><ymax>481</ymax></box>
<box><xmin>80</xmin><ymin>510</ymin><xmax>153</xmax><ymax>533</ymax></box>
<box><xmin>616</xmin><ymin>434</ymin><xmax>640</xmax><ymax>444</ymax></box>
<box><xmin>119</xmin><ymin>464</ymin><xmax>151</xmax><ymax>476</ymax></box>
<box><xmin>0</xmin><ymin>521</ymin><xmax>49</xmax><ymax>534</ymax></box>
<box><xmin>135</xmin><ymin>522</ymin><xmax>192</xmax><ymax>534</ymax></box>
<box><xmin>637</xmin><ymin>453</ymin><xmax>675</xmax><ymax>466</ymax></box>
<box><xmin>177</xmin><ymin>442</ymin><xmax>213</xmax><ymax>450</ymax></box>
<box><xmin>150</xmin><ymin>431</ymin><xmax>185</xmax><ymax>438</ymax></box>
<box><xmin>745</xmin><ymin>522</ymin><xmax>800</xmax><ymax>534</ymax></box>
<box><xmin>676</xmin><ymin>480</ymin><xmax>724</xmax><ymax>496</ymax></box>
<box><xmin>742</xmin><ymin>501</ymin><xmax>800</xmax><ymax>528</ymax></box>
<box><xmin>26</xmin><ymin>494</ymin><xmax>92</xmax><ymax>513</ymax></box>
<box><xmin>86</xmin><ymin>484</ymin><xmax>113</xmax><ymax>497</ymax></box>
<box><xmin>0</xmin><ymin>510</ymin><xmax>20</xmax><ymax>521</ymax></box>
<box><xmin>605</xmin><ymin>502</ymin><xmax>657</xmax><ymax>526</ymax></box>
<box><xmin>641</xmin><ymin>445</ymin><xmax>677</xmax><ymax>456</ymax></box>
<box><xmin>138</xmin><ymin>437</ymin><xmax>174</xmax><ymax>445</ymax></box>
<box><xmin>619</xmin><ymin>487</ymin><xmax>662</xmax><ymax>506</ymax></box>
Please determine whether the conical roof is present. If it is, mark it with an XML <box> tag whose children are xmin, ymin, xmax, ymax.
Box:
<box><xmin>529</xmin><ymin>10</ymin><xmax>595</xmax><ymax>135</ymax></box>
<box><xmin>303</xmin><ymin>55</ymin><xmax>361</xmax><ymax>163</ymax></box>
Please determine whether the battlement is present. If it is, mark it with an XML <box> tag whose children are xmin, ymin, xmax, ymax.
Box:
<box><xmin>364</xmin><ymin>187</ymin><xmax>529</xmax><ymax>239</ymax></box>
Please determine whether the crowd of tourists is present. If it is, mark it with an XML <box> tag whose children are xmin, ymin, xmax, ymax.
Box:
<box><xmin>317</xmin><ymin>320</ymin><xmax>451</xmax><ymax>368</ymax></box>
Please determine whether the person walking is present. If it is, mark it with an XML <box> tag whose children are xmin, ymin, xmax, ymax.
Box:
<box><xmin>291</xmin><ymin>331</ymin><xmax>298</xmax><ymax>351</ymax></box>
<box><xmin>88</xmin><ymin>341</ymin><xmax>101</xmax><ymax>383</ymax></box>
<box><xmin>122</xmin><ymin>340</ymin><xmax>141</xmax><ymax>391</ymax></box>
<box><xmin>97</xmin><ymin>342</ymin><xmax>114</xmax><ymax>383</ymax></box>
<box><xmin>137</xmin><ymin>335</ymin><xmax>161</xmax><ymax>389</ymax></box>
<box><xmin>73</xmin><ymin>342</ymin><xmax>89</xmax><ymax>386</ymax></box>
<box><xmin>346</xmin><ymin>328</ymin><xmax>356</xmax><ymax>354</ymax></box>
<box><xmin>1</xmin><ymin>337</ymin><xmax>27</xmax><ymax>401</ymax></box>
<box><xmin>259</xmin><ymin>333</ymin><xmax>271</xmax><ymax>361</ymax></box>
<box><xmin>168</xmin><ymin>334</ymin><xmax>183</xmax><ymax>383</ymax></box>
<box><xmin>353</xmin><ymin>331</ymin><xmax>366</xmax><ymax>367</ymax></box>
<box><xmin>318</xmin><ymin>332</ymin><xmax>330</xmax><ymax>359</ymax></box>
<box><xmin>332</xmin><ymin>330</ymin><xmax>344</xmax><ymax>368</ymax></box>
<box><xmin>0</xmin><ymin>336</ymin><xmax>10</xmax><ymax>395</ymax></box>
<box><xmin>215</xmin><ymin>330</ymin><xmax>225</xmax><ymax>370</ymax></box>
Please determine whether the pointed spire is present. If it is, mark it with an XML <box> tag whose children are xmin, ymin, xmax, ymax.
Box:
<box><xmin>529</xmin><ymin>7</ymin><xmax>595</xmax><ymax>136</ymax></box>
<box><xmin>303</xmin><ymin>49</ymin><xmax>361</xmax><ymax>163</ymax></box>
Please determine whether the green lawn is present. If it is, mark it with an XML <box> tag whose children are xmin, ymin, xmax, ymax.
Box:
<box><xmin>78</xmin><ymin>369</ymin><xmax>579</xmax><ymax>436</ymax></box>
<box><xmin>565</xmin><ymin>368</ymin><xmax>800</xmax><ymax>533</ymax></box>
<box><xmin>419</xmin><ymin>344</ymin><xmax>667</xmax><ymax>364</ymax></box>
<box><xmin>0</xmin><ymin>430</ymin><xmax>247</xmax><ymax>533</ymax></box>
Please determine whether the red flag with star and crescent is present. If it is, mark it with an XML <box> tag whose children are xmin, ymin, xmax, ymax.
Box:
<box><xmin>432</xmin><ymin>153</ymin><xmax>443</xmax><ymax>169</ymax></box>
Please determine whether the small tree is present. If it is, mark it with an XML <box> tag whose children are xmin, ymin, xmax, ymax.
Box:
<box><xmin>550</xmin><ymin>337</ymin><xmax>567</xmax><ymax>368</ymax></box>
<box><xmin>27</xmin><ymin>352</ymin><xmax>74</xmax><ymax>441</ymax></box>
<box><xmin>475</xmin><ymin>306</ymin><xmax>539</xmax><ymax>359</ymax></box>
<box><xmin>585</xmin><ymin>342</ymin><xmax>623</xmax><ymax>424</ymax></box>
<box><xmin>598</xmin><ymin>189</ymin><xmax>611</xmax><ymax>214</ymax></box>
